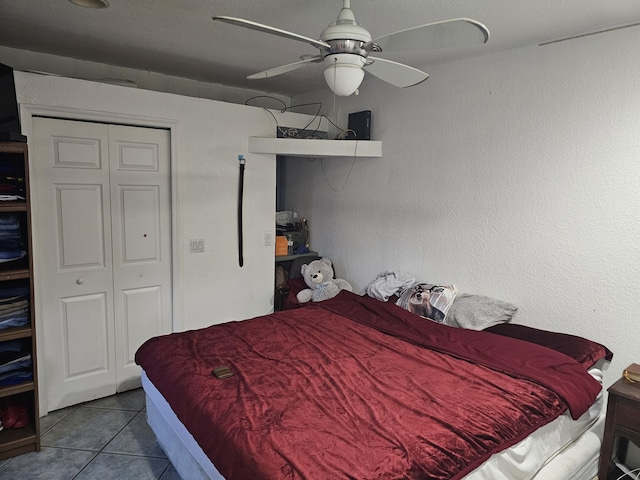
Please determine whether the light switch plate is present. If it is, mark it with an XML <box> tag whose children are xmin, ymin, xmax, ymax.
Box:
<box><xmin>190</xmin><ymin>238</ymin><xmax>205</xmax><ymax>253</ymax></box>
<box><xmin>264</xmin><ymin>232</ymin><xmax>274</xmax><ymax>246</ymax></box>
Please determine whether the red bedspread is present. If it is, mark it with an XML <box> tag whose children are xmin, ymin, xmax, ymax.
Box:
<box><xmin>135</xmin><ymin>292</ymin><xmax>601</xmax><ymax>480</ymax></box>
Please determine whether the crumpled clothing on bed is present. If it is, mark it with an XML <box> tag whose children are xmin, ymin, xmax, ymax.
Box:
<box><xmin>366</xmin><ymin>271</ymin><xmax>416</xmax><ymax>301</ymax></box>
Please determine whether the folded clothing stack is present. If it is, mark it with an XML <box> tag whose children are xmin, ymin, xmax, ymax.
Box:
<box><xmin>0</xmin><ymin>214</ymin><xmax>26</xmax><ymax>263</ymax></box>
<box><xmin>0</xmin><ymin>282</ymin><xmax>29</xmax><ymax>330</ymax></box>
<box><xmin>0</xmin><ymin>161</ymin><xmax>25</xmax><ymax>202</ymax></box>
<box><xmin>0</xmin><ymin>339</ymin><xmax>32</xmax><ymax>386</ymax></box>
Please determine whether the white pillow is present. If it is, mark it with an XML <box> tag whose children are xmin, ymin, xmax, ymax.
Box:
<box><xmin>445</xmin><ymin>294</ymin><xmax>518</xmax><ymax>330</ymax></box>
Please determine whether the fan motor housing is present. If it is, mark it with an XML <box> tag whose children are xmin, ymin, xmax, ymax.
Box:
<box><xmin>325</xmin><ymin>39</ymin><xmax>368</xmax><ymax>58</ymax></box>
<box><xmin>321</xmin><ymin>21</ymin><xmax>371</xmax><ymax>44</ymax></box>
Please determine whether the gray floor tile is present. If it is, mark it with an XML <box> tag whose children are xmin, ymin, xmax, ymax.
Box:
<box><xmin>1</xmin><ymin>388</ymin><xmax>184</xmax><ymax>479</ymax></box>
<box><xmin>41</xmin><ymin>406</ymin><xmax>137</xmax><ymax>451</ymax></box>
<box><xmin>104</xmin><ymin>411</ymin><xmax>167</xmax><ymax>458</ymax></box>
<box><xmin>39</xmin><ymin>405</ymin><xmax>78</xmax><ymax>434</ymax></box>
<box><xmin>83</xmin><ymin>387</ymin><xmax>146</xmax><ymax>411</ymax></box>
<box><xmin>75</xmin><ymin>452</ymin><xmax>169</xmax><ymax>480</ymax></box>
<box><xmin>0</xmin><ymin>446</ymin><xmax>96</xmax><ymax>480</ymax></box>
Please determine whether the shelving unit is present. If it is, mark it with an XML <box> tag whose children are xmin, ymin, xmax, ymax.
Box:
<box><xmin>0</xmin><ymin>142</ymin><xmax>40</xmax><ymax>460</ymax></box>
<box><xmin>249</xmin><ymin>137</ymin><xmax>382</xmax><ymax>158</ymax></box>
<box><xmin>275</xmin><ymin>252</ymin><xmax>319</xmax><ymax>263</ymax></box>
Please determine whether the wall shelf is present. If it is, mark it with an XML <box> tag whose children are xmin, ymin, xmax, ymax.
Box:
<box><xmin>275</xmin><ymin>251</ymin><xmax>319</xmax><ymax>263</ymax></box>
<box><xmin>249</xmin><ymin>137</ymin><xmax>382</xmax><ymax>158</ymax></box>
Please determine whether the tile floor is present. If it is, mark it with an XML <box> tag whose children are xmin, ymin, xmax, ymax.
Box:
<box><xmin>0</xmin><ymin>388</ymin><xmax>630</xmax><ymax>480</ymax></box>
<box><xmin>0</xmin><ymin>388</ymin><xmax>180</xmax><ymax>480</ymax></box>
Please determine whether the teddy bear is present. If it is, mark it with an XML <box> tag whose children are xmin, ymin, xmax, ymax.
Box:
<box><xmin>296</xmin><ymin>257</ymin><xmax>352</xmax><ymax>303</ymax></box>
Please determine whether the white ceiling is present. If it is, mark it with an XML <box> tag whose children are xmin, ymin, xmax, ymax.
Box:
<box><xmin>2</xmin><ymin>0</ymin><xmax>640</xmax><ymax>97</ymax></box>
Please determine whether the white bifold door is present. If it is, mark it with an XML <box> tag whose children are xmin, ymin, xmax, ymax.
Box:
<box><xmin>31</xmin><ymin>118</ymin><xmax>172</xmax><ymax>412</ymax></box>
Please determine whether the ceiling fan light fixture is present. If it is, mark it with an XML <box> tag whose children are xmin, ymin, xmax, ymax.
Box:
<box><xmin>68</xmin><ymin>0</ymin><xmax>109</xmax><ymax>8</ymax></box>
<box><xmin>215</xmin><ymin>1</ymin><xmax>490</xmax><ymax>95</ymax></box>
<box><xmin>324</xmin><ymin>64</ymin><xmax>364</xmax><ymax>96</ymax></box>
<box><xmin>323</xmin><ymin>54</ymin><xmax>366</xmax><ymax>97</ymax></box>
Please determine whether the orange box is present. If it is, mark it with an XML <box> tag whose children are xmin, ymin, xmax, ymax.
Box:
<box><xmin>275</xmin><ymin>236</ymin><xmax>288</xmax><ymax>256</ymax></box>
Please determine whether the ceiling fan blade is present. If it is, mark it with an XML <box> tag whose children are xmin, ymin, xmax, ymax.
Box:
<box><xmin>247</xmin><ymin>56</ymin><xmax>323</xmax><ymax>80</ymax></box>
<box><xmin>213</xmin><ymin>16</ymin><xmax>330</xmax><ymax>50</ymax></box>
<box><xmin>363</xmin><ymin>57</ymin><xmax>429</xmax><ymax>88</ymax></box>
<box><xmin>366</xmin><ymin>18</ymin><xmax>489</xmax><ymax>52</ymax></box>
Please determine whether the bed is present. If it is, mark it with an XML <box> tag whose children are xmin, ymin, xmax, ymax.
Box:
<box><xmin>135</xmin><ymin>291</ymin><xmax>612</xmax><ymax>480</ymax></box>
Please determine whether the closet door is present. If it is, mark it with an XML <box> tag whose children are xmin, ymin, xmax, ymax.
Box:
<box><xmin>31</xmin><ymin>118</ymin><xmax>172</xmax><ymax>411</ymax></box>
<box><xmin>108</xmin><ymin>124</ymin><xmax>172</xmax><ymax>391</ymax></box>
<box><xmin>32</xmin><ymin>118</ymin><xmax>116</xmax><ymax>410</ymax></box>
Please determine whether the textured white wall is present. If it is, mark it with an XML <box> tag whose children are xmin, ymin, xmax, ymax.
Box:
<box><xmin>286</xmin><ymin>26</ymin><xmax>640</xmax><ymax>390</ymax></box>
<box><xmin>14</xmin><ymin>71</ymin><xmax>313</xmax><ymax>333</ymax></box>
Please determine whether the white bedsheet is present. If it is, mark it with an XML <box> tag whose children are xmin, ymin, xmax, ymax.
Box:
<box><xmin>463</xmin><ymin>367</ymin><xmax>604</xmax><ymax>480</ymax></box>
<box><xmin>142</xmin><ymin>368</ymin><xmax>604</xmax><ymax>480</ymax></box>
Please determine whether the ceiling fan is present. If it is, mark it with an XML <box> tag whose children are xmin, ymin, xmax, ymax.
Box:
<box><xmin>213</xmin><ymin>0</ymin><xmax>489</xmax><ymax>97</ymax></box>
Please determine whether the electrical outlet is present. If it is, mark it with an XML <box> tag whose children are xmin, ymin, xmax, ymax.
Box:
<box><xmin>190</xmin><ymin>238</ymin><xmax>205</xmax><ymax>253</ymax></box>
<box><xmin>264</xmin><ymin>232</ymin><xmax>274</xmax><ymax>246</ymax></box>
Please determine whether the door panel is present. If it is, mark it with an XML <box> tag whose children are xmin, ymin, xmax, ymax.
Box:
<box><xmin>121</xmin><ymin>286</ymin><xmax>163</xmax><ymax>366</ymax></box>
<box><xmin>33</xmin><ymin>118</ymin><xmax>116</xmax><ymax>410</ymax></box>
<box><xmin>32</xmin><ymin>118</ymin><xmax>172</xmax><ymax>411</ymax></box>
<box><xmin>57</xmin><ymin>185</ymin><xmax>106</xmax><ymax>268</ymax></box>
<box><xmin>53</xmin><ymin>137</ymin><xmax>102</xmax><ymax>169</ymax></box>
<box><xmin>120</xmin><ymin>186</ymin><xmax>160</xmax><ymax>263</ymax></box>
<box><xmin>116</xmin><ymin>142</ymin><xmax>158</xmax><ymax>170</ymax></box>
<box><xmin>62</xmin><ymin>293</ymin><xmax>110</xmax><ymax>377</ymax></box>
<box><xmin>109</xmin><ymin>124</ymin><xmax>172</xmax><ymax>391</ymax></box>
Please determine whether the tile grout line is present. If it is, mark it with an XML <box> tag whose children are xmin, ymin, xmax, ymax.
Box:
<box><xmin>0</xmin><ymin>404</ymin><xmax>83</xmax><ymax>472</ymax></box>
<box><xmin>70</xmin><ymin>402</ymin><xmax>147</xmax><ymax>480</ymax></box>
<box><xmin>0</xmin><ymin>390</ymin><xmax>171</xmax><ymax>479</ymax></box>
<box><xmin>40</xmin><ymin>405</ymin><xmax>81</xmax><ymax>436</ymax></box>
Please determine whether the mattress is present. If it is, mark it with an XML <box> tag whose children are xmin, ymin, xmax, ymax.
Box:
<box><xmin>462</xmin><ymin>368</ymin><xmax>604</xmax><ymax>480</ymax></box>
<box><xmin>142</xmin><ymin>369</ymin><xmax>604</xmax><ymax>480</ymax></box>
<box><xmin>136</xmin><ymin>292</ymin><xmax>609</xmax><ymax>479</ymax></box>
<box><xmin>137</xmin><ymin>297</ymin><xmax>603</xmax><ymax>478</ymax></box>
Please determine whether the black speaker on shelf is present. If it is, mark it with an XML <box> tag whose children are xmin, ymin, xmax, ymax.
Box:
<box><xmin>346</xmin><ymin>110</ymin><xmax>371</xmax><ymax>140</ymax></box>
